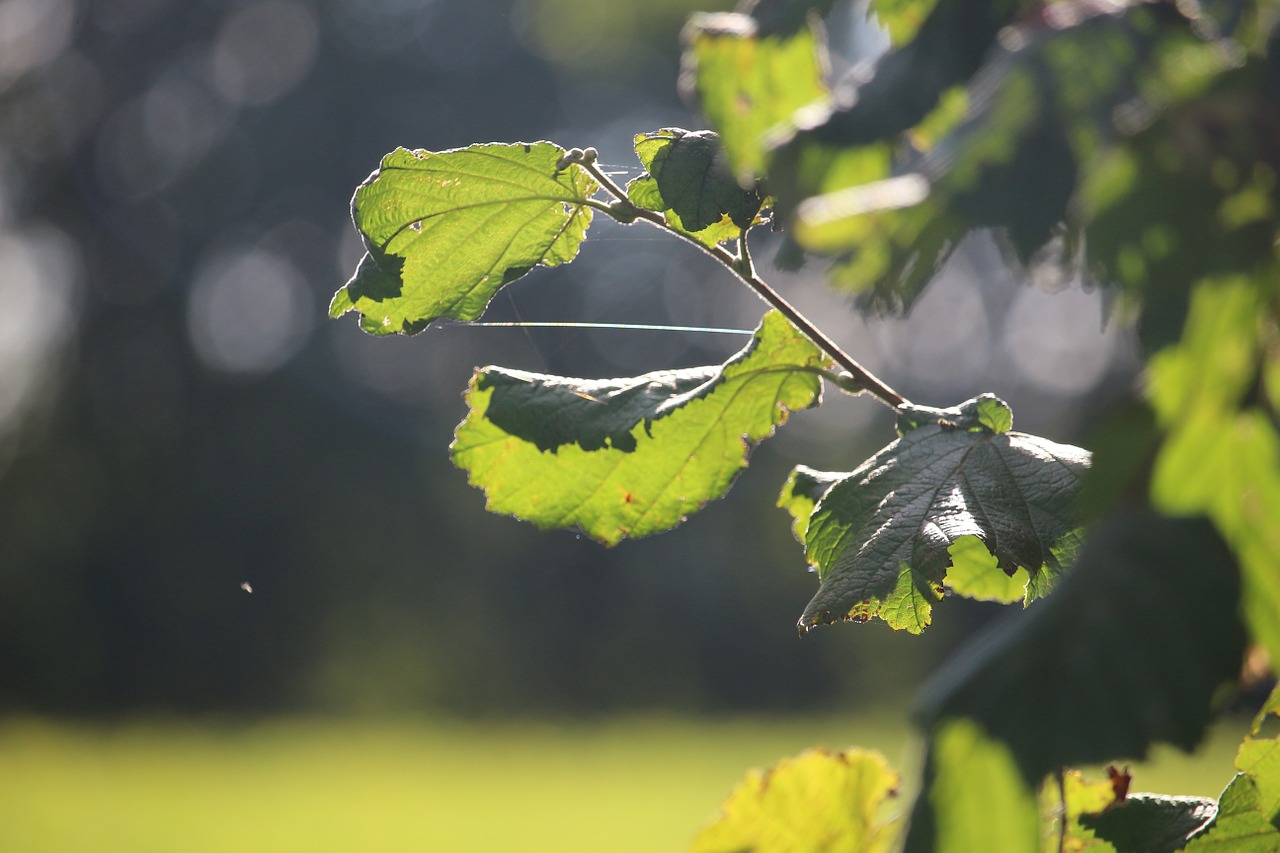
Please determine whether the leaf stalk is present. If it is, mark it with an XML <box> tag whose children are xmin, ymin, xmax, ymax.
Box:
<box><xmin>580</xmin><ymin>155</ymin><xmax>909</xmax><ymax>410</ymax></box>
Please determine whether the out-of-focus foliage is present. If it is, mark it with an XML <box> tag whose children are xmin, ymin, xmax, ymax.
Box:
<box><xmin>679</xmin><ymin>0</ymin><xmax>1280</xmax><ymax>849</ymax></box>
<box><xmin>681</xmin><ymin>9</ymin><xmax>829</xmax><ymax>182</ymax></box>
<box><xmin>689</xmin><ymin>747</ymin><xmax>901</xmax><ymax>853</ymax></box>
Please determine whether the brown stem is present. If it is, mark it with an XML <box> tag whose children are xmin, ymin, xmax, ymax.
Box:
<box><xmin>580</xmin><ymin>156</ymin><xmax>910</xmax><ymax>410</ymax></box>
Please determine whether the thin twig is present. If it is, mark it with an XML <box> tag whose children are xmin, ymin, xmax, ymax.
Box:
<box><xmin>1056</xmin><ymin>768</ymin><xmax>1068</xmax><ymax>853</ymax></box>
<box><xmin>580</xmin><ymin>156</ymin><xmax>909</xmax><ymax>410</ymax></box>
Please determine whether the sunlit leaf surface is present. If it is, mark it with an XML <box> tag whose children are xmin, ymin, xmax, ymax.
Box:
<box><xmin>627</xmin><ymin>128</ymin><xmax>764</xmax><ymax>247</ymax></box>
<box><xmin>331</xmin><ymin>142</ymin><xmax>598</xmax><ymax>334</ymax></box>
<box><xmin>688</xmin><ymin>748</ymin><xmax>901</xmax><ymax>853</ymax></box>
<box><xmin>902</xmin><ymin>718</ymin><xmax>1040</xmax><ymax>853</ymax></box>
<box><xmin>681</xmin><ymin>12</ymin><xmax>828</xmax><ymax>183</ymax></box>
<box><xmin>451</xmin><ymin>311</ymin><xmax>829</xmax><ymax>545</ymax></box>
<box><xmin>799</xmin><ymin>394</ymin><xmax>1088</xmax><ymax>633</ymax></box>
<box><xmin>777</xmin><ymin>465</ymin><xmax>844</xmax><ymax>544</ymax></box>
<box><xmin>1148</xmin><ymin>280</ymin><xmax>1280</xmax><ymax>666</ymax></box>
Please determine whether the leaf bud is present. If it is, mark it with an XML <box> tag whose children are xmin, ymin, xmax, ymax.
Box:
<box><xmin>607</xmin><ymin>200</ymin><xmax>639</xmax><ymax>224</ymax></box>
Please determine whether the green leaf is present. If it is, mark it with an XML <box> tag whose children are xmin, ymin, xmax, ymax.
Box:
<box><xmin>1080</xmin><ymin>61</ymin><xmax>1280</xmax><ymax>350</ymax></box>
<box><xmin>1055</xmin><ymin>771</ymin><xmax>1125</xmax><ymax>853</ymax></box>
<box><xmin>626</xmin><ymin>128</ymin><xmax>765</xmax><ymax>247</ymax></box>
<box><xmin>688</xmin><ymin>748</ymin><xmax>901</xmax><ymax>853</ymax></box>
<box><xmin>450</xmin><ymin>311</ymin><xmax>829</xmax><ymax>545</ymax></box>
<box><xmin>1181</xmin><ymin>775</ymin><xmax>1280</xmax><ymax>853</ymax></box>
<box><xmin>789</xmin><ymin>3</ymin><xmax>1232</xmax><ymax>309</ymax></box>
<box><xmin>681</xmin><ymin>12</ymin><xmax>829</xmax><ymax>183</ymax></box>
<box><xmin>1236</xmin><ymin>737</ymin><xmax>1280</xmax><ymax>823</ymax></box>
<box><xmin>868</xmin><ymin>0</ymin><xmax>943</xmax><ymax>45</ymax></box>
<box><xmin>777</xmin><ymin>465</ymin><xmax>844</xmax><ymax>544</ymax></box>
<box><xmin>799</xmin><ymin>394</ymin><xmax>1089</xmax><ymax>633</ymax></box>
<box><xmin>915</xmin><ymin>512</ymin><xmax>1247</xmax><ymax>786</ymax></box>
<box><xmin>1082</xmin><ymin>794</ymin><xmax>1219</xmax><ymax>853</ymax></box>
<box><xmin>1254</xmin><ymin>685</ymin><xmax>1280</xmax><ymax>735</ymax></box>
<box><xmin>943</xmin><ymin>536</ymin><xmax>1028</xmax><ymax>605</ymax></box>
<box><xmin>902</xmin><ymin>718</ymin><xmax>1040</xmax><ymax>853</ymax></box>
<box><xmin>331</xmin><ymin>142</ymin><xmax>598</xmax><ymax>335</ymax></box>
<box><xmin>1148</xmin><ymin>279</ymin><xmax>1280</xmax><ymax>668</ymax></box>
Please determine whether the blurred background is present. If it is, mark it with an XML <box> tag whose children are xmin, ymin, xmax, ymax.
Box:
<box><xmin>0</xmin><ymin>0</ymin><xmax>1195</xmax><ymax>850</ymax></box>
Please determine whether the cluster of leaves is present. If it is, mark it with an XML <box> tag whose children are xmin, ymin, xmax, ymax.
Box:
<box><xmin>691</xmin><ymin>695</ymin><xmax>1280</xmax><ymax>853</ymax></box>
<box><xmin>331</xmin><ymin>0</ymin><xmax>1280</xmax><ymax>849</ymax></box>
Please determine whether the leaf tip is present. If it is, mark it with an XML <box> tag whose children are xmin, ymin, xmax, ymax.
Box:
<box><xmin>328</xmin><ymin>286</ymin><xmax>354</xmax><ymax>319</ymax></box>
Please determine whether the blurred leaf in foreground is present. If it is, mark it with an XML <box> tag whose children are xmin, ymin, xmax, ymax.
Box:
<box><xmin>902</xmin><ymin>718</ymin><xmax>1040</xmax><ymax>853</ymax></box>
<box><xmin>689</xmin><ymin>747</ymin><xmax>901</xmax><ymax>853</ymax></box>
<box><xmin>916</xmin><ymin>512</ymin><xmax>1246</xmax><ymax>786</ymax></box>
<box><xmin>681</xmin><ymin>10</ymin><xmax>828</xmax><ymax>183</ymax></box>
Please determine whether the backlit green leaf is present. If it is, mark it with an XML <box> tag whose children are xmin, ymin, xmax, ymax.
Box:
<box><xmin>688</xmin><ymin>748</ymin><xmax>901</xmax><ymax>853</ymax></box>
<box><xmin>331</xmin><ymin>142</ymin><xmax>598</xmax><ymax>335</ymax></box>
<box><xmin>789</xmin><ymin>3</ymin><xmax>1232</xmax><ymax>309</ymax></box>
<box><xmin>777</xmin><ymin>465</ymin><xmax>843</xmax><ymax>544</ymax></box>
<box><xmin>1236</xmin><ymin>737</ymin><xmax>1280</xmax><ymax>823</ymax></box>
<box><xmin>1254</xmin><ymin>685</ymin><xmax>1280</xmax><ymax>735</ymax></box>
<box><xmin>799</xmin><ymin>394</ymin><xmax>1088</xmax><ymax>633</ymax></box>
<box><xmin>1180</xmin><ymin>775</ymin><xmax>1280</xmax><ymax>853</ymax></box>
<box><xmin>943</xmin><ymin>536</ymin><xmax>1028</xmax><ymax>605</ymax></box>
<box><xmin>902</xmin><ymin>718</ymin><xmax>1040</xmax><ymax>853</ymax></box>
<box><xmin>868</xmin><ymin>0</ymin><xmax>942</xmax><ymax>44</ymax></box>
<box><xmin>626</xmin><ymin>128</ymin><xmax>765</xmax><ymax>247</ymax></box>
<box><xmin>450</xmin><ymin>311</ymin><xmax>829</xmax><ymax>545</ymax></box>
<box><xmin>681</xmin><ymin>12</ymin><xmax>829</xmax><ymax>183</ymax></box>
<box><xmin>1148</xmin><ymin>279</ymin><xmax>1280</xmax><ymax>667</ymax></box>
<box><xmin>915</xmin><ymin>512</ymin><xmax>1246</xmax><ymax>786</ymax></box>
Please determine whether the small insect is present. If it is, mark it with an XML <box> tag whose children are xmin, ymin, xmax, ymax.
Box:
<box><xmin>240</xmin><ymin>581</ymin><xmax>254</xmax><ymax>594</ymax></box>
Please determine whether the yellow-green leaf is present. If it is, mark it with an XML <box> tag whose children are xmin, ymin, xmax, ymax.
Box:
<box><xmin>689</xmin><ymin>748</ymin><xmax>901</xmax><ymax>853</ymax></box>
<box><xmin>332</xmin><ymin>142</ymin><xmax>598</xmax><ymax>335</ymax></box>
<box><xmin>451</xmin><ymin>311</ymin><xmax>829</xmax><ymax>545</ymax></box>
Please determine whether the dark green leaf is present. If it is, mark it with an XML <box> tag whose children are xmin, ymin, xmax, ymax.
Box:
<box><xmin>331</xmin><ymin>143</ymin><xmax>598</xmax><ymax>335</ymax></box>
<box><xmin>1082</xmin><ymin>794</ymin><xmax>1219</xmax><ymax>853</ymax></box>
<box><xmin>450</xmin><ymin>311</ymin><xmax>829</xmax><ymax>546</ymax></box>
<box><xmin>915</xmin><ymin>512</ymin><xmax>1247</xmax><ymax>785</ymax></box>
<box><xmin>738</xmin><ymin>0</ymin><xmax>836</xmax><ymax>38</ymax></box>
<box><xmin>626</xmin><ymin>128</ymin><xmax>764</xmax><ymax>247</ymax></box>
<box><xmin>799</xmin><ymin>394</ymin><xmax>1089</xmax><ymax>633</ymax></box>
<box><xmin>788</xmin><ymin>3</ymin><xmax>1233</xmax><ymax>309</ymax></box>
<box><xmin>1080</xmin><ymin>62</ymin><xmax>1280</xmax><ymax>351</ymax></box>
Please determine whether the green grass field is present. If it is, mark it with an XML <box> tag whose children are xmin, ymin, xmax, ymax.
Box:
<box><xmin>0</xmin><ymin>713</ymin><xmax>1249</xmax><ymax>852</ymax></box>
